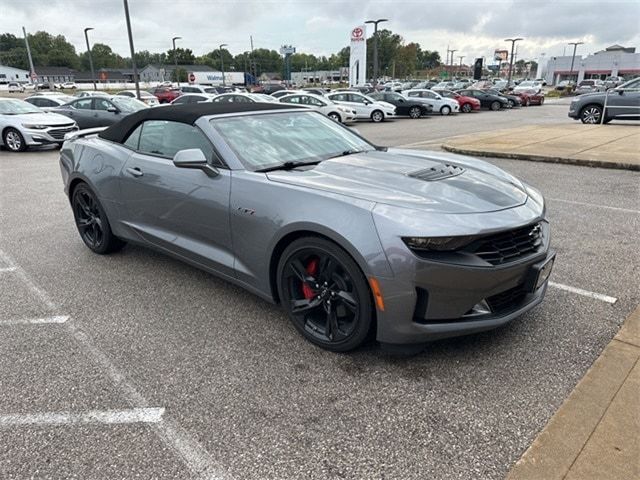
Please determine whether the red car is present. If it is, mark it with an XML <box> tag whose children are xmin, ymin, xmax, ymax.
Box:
<box><xmin>433</xmin><ymin>89</ymin><xmax>481</xmax><ymax>113</ymax></box>
<box><xmin>514</xmin><ymin>89</ymin><xmax>545</xmax><ymax>106</ymax></box>
<box><xmin>151</xmin><ymin>86</ymin><xmax>182</xmax><ymax>104</ymax></box>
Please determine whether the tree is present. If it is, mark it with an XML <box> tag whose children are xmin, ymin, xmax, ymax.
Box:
<box><xmin>199</xmin><ymin>48</ymin><xmax>234</xmax><ymax>71</ymax></box>
<box><xmin>395</xmin><ymin>42</ymin><xmax>420</xmax><ymax>78</ymax></box>
<box><xmin>418</xmin><ymin>50</ymin><xmax>441</xmax><ymax>69</ymax></box>
<box><xmin>166</xmin><ymin>47</ymin><xmax>195</xmax><ymax>65</ymax></box>
<box><xmin>366</xmin><ymin>29</ymin><xmax>403</xmax><ymax>79</ymax></box>
<box><xmin>80</xmin><ymin>43</ymin><xmax>126</xmax><ymax>70</ymax></box>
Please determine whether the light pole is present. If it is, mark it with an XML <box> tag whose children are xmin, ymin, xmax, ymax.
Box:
<box><xmin>172</xmin><ymin>36</ymin><xmax>181</xmax><ymax>85</ymax></box>
<box><xmin>568</xmin><ymin>41</ymin><xmax>584</xmax><ymax>83</ymax></box>
<box><xmin>449</xmin><ymin>49</ymin><xmax>457</xmax><ymax>78</ymax></box>
<box><xmin>365</xmin><ymin>18</ymin><xmax>388</xmax><ymax>86</ymax></box>
<box><xmin>219</xmin><ymin>43</ymin><xmax>228</xmax><ymax>86</ymax></box>
<box><xmin>123</xmin><ymin>0</ymin><xmax>140</xmax><ymax>100</ymax></box>
<box><xmin>84</xmin><ymin>28</ymin><xmax>96</xmax><ymax>91</ymax></box>
<box><xmin>458</xmin><ymin>55</ymin><xmax>464</xmax><ymax>75</ymax></box>
<box><xmin>505</xmin><ymin>37</ymin><xmax>523</xmax><ymax>85</ymax></box>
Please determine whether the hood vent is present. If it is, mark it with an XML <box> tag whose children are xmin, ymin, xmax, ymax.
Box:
<box><xmin>408</xmin><ymin>163</ymin><xmax>466</xmax><ymax>181</ymax></box>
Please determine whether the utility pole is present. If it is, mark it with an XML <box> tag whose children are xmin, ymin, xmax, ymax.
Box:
<box><xmin>568</xmin><ymin>41</ymin><xmax>584</xmax><ymax>83</ymax></box>
<box><xmin>449</xmin><ymin>49</ymin><xmax>457</xmax><ymax>78</ymax></box>
<box><xmin>504</xmin><ymin>37</ymin><xmax>523</xmax><ymax>85</ymax></box>
<box><xmin>83</xmin><ymin>28</ymin><xmax>97</xmax><ymax>90</ymax></box>
<box><xmin>219</xmin><ymin>44</ymin><xmax>228</xmax><ymax>86</ymax></box>
<box><xmin>365</xmin><ymin>18</ymin><xmax>388</xmax><ymax>87</ymax></box>
<box><xmin>458</xmin><ymin>55</ymin><xmax>464</xmax><ymax>75</ymax></box>
<box><xmin>22</xmin><ymin>27</ymin><xmax>36</xmax><ymax>85</ymax></box>
<box><xmin>172</xmin><ymin>36</ymin><xmax>181</xmax><ymax>85</ymax></box>
<box><xmin>123</xmin><ymin>0</ymin><xmax>140</xmax><ymax>100</ymax></box>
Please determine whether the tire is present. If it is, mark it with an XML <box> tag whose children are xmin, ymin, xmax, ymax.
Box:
<box><xmin>277</xmin><ymin>236</ymin><xmax>373</xmax><ymax>352</ymax></box>
<box><xmin>71</xmin><ymin>183</ymin><xmax>126</xmax><ymax>254</ymax></box>
<box><xmin>580</xmin><ymin>104</ymin><xmax>603</xmax><ymax>124</ymax></box>
<box><xmin>508</xmin><ymin>99</ymin><xmax>515</xmax><ymax>108</ymax></box>
<box><xmin>440</xmin><ymin>105</ymin><xmax>452</xmax><ymax>115</ymax></box>
<box><xmin>490</xmin><ymin>101</ymin><xmax>501</xmax><ymax>111</ymax></box>
<box><xmin>461</xmin><ymin>103</ymin><xmax>472</xmax><ymax>113</ymax></box>
<box><xmin>408</xmin><ymin>106</ymin><xmax>422</xmax><ymax>119</ymax></box>
<box><xmin>327</xmin><ymin>112</ymin><xmax>341</xmax><ymax>122</ymax></box>
<box><xmin>539</xmin><ymin>97</ymin><xmax>544</xmax><ymax>105</ymax></box>
<box><xmin>3</xmin><ymin>128</ymin><xmax>27</xmax><ymax>152</ymax></box>
<box><xmin>524</xmin><ymin>98</ymin><xmax>530</xmax><ymax>107</ymax></box>
<box><xmin>370</xmin><ymin>110</ymin><xmax>384</xmax><ymax>122</ymax></box>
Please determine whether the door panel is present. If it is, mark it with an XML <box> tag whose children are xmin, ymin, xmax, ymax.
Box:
<box><xmin>120</xmin><ymin>152</ymin><xmax>234</xmax><ymax>277</ymax></box>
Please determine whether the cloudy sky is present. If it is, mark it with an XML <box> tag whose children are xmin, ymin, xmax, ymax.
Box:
<box><xmin>3</xmin><ymin>0</ymin><xmax>639</xmax><ymax>64</ymax></box>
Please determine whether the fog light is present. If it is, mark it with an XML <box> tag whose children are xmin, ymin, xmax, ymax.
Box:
<box><xmin>468</xmin><ymin>300</ymin><xmax>491</xmax><ymax>316</ymax></box>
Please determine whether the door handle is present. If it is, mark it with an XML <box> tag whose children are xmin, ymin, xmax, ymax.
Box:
<box><xmin>126</xmin><ymin>167</ymin><xmax>143</xmax><ymax>177</ymax></box>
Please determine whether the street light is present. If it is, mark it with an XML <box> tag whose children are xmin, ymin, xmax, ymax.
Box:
<box><xmin>83</xmin><ymin>28</ymin><xmax>97</xmax><ymax>91</ymax></box>
<box><xmin>364</xmin><ymin>18</ymin><xmax>388</xmax><ymax>86</ymax></box>
<box><xmin>123</xmin><ymin>0</ymin><xmax>140</xmax><ymax>100</ymax></box>
<box><xmin>458</xmin><ymin>55</ymin><xmax>465</xmax><ymax>75</ymax></box>
<box><xmin>505</xmin><ymin>37</ymin><xmax>523</xmax><ymax>84</ymax></box>
<box><xmin>568</xmin><ymin>41</ymin><xmax>584</xmax><ymax>83</ymax></box>
<box><xmin>172</xmin><ymin>36</ymin><xmax>182</xmax><ymax>85</ymax></box>
<box><xmin>219</xmin><ymin>43</ymin><xmax>228</xmax><ymax>86</ymax></box>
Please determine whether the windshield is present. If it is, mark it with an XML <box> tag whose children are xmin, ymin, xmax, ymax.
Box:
<box><xmin>111</xmin><ymin>97</ymin><xmax>149</xmax><ymax>112</ymax></box>
<box><xmin>519</xmin><ymin>81</ymin><xmax>535</xmax><ymax>87</ymax></box>
<box><xmin>210</xmin><ymin>111</ymin><xmax>373</xmax><ymax>171</ymax></box>
<box><xmin>0</xmin><ymin>99</ymin><xmax>42</xmax><ymax>114</ymax></box>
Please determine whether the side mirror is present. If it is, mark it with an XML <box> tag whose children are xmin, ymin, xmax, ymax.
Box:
<box><xmin>107</xmin><ymin>106</ymin><xmax>119</xmax><ymax>113</ymax></box>
<box><xmin>173</xmin><ymin>149</ymin><xmax>219</xmax><ymax>177</ymax></box>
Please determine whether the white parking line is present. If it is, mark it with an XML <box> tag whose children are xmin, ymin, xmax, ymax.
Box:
<box><xmin>0</xmin><ymin>267</ymin><xmax>17</xmax><ymax>273</ymax></box>
<box><xmin>0</xmin><ymin>407</ymin><xmax>165</xmax><ymax>428</ymax></box>
<box><xmin>549</xmin><ymin>282</ymin><xmax>617</xmax><ymax>304</ymax></box>
<box><xmin>0</xmin><ymin>315</ymin><xmax>69</xmax><ymax>326</ymax></box>
<box><xmin>548</xmin><ymin>197</ymin><xmax>640</xmax><ymax>214</ymax></box>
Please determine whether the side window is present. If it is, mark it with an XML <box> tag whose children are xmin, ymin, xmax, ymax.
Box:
<box><xmin>407</xmin><ymin>92</ymin><xmax>419</xmax><ymax>98</ymax></box>
<box><xmin>181</xmin><ymin>87</ymin><xmax>196</xmax><ymax>93</ymax></box>
<box><xmin>73</xmin><ymin>98</ymin><xmax>93</xmax><ymax>110</ymax></box>
<box><xmin>28</xmin><ymin>98</ymin><xmax>42</xmax><ymax>107</ymax></box>
<box><xmin>348</xmin><ymin>94</ymin><xmax>365</xmax><ymax>103</ymax></box>
<box><xmin>330</xmin><ymin>93</ymin><xmax>347</xmax><ymax>102</ymax></box>
<box><xmin>137</xmin><ymin>120</ymin><xmax>217</xmax><ymax>164</ymax></box>
<box><xmin>94</xmin><ymin>99</ymin><xmax>113</xmax><ymax>111</ymax></box>
<box><xmin>308</xmin><ymin>97</ymin><xmax>325</xmax><ymax>107</ymax></box>
<box><xmin>43</xmin><ymin>99</ymin><xmax>57</xmax><ymax>107</ymax></box>
<box><xmin>123</xmin><ymin>124</ymin><xmax>142</xmax><ymax>150</ymax></box>
<box><xmin>283</xmin><ymin>96</ymin><xmax>300</xmax><ymax>104</ymax></box>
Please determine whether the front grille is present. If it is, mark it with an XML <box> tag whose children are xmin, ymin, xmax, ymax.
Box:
<box><xmin>48</xmin><ymin>126</ymin><xmax>77</xmax><ymax>140</ymax></box>
<box><xmin>486</xmin><ymin>284</ymin><xmax>527</xmax><ymax>314</ymax></box>
<box><xmin>469</xmin><ymin>223</ymin><xmax>542</xmax><ymax>265</ymax></box>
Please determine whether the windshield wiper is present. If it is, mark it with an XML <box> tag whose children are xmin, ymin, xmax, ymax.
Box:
<box><xmin>326</xmin><ymin>148</ymin><xmax>368</xmax><ymax>160</ymax></box>
<box><xmin>256</xmin><ymin>160</ymin><xmax>320</xmax><ymax>173</ymax></box>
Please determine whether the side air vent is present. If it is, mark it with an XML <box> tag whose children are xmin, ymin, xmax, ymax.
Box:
<box><xmin>408</xmin><ymin>163</ymin><xmax>466</xmax><ymax>181</ymax></box>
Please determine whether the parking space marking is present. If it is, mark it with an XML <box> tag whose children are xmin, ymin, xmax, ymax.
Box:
<box><xmin>0</xmin><ymin>407</ymin><xmax>165</xmax><ymax>428</ymax></box>
<box><xmin>548</xmin><ymin>197</ymin><xmax>640</xmax><ymax>214</ymax></box>
<box><xmin>549</xmin><ymin>282</ymin><xmax>618</xmax><ymax>304</ymax></box>
<box><xmin>0</xmin><ymin>315</ymin><xmax>69</xmax><ymax>326</ymax></box>
<box><xmin>0</xmin><ymin>247</ymin><xmax>228</xmax><ymax>480</ymax></box>
<box><xmin>0</xmin><ymin>267</ymin><xmax>17</xmax><ymax>273</ymax></box>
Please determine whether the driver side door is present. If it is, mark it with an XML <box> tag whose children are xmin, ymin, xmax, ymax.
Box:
<box><xmin>119</xmin><ymin>120</ymin><xmax>234</xmax><ymax>277</ymax></box>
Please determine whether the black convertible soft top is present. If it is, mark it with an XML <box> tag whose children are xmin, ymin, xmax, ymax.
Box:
<box><xmin>98</xmin><ymin>102</ymin><xmax>298</xmax><ymax>144</ymax></box>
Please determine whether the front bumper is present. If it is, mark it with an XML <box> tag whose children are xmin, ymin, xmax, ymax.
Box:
<box><xmin>23</xmin><ymin>125</ymin><xmax>78</xmax><ymax>145</ymax></box>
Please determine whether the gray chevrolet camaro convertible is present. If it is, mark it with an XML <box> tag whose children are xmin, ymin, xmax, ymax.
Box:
<box><xmin>59</xmin><ymin>103</ymin><xmax>555</xmax><ymax>352</ymax></box>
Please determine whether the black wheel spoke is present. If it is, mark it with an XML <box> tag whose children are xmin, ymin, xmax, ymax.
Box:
<box><xmin>325</xmin><ymin>308</ymin><xmax>340</xmax><ymax>341</ymax></box>
<box><xmin>336</xmin><ymin>290</ymin><xmax>357</xmax><ymax>312</ymax></box>
<box><xmin>317</xmin><ymin>255</ymin><xmax>336</xmax><ymax>284</ymax></box>
<box><xmin>77</xmin><ymin>194</ymin><xmax>92</xmax><ymax>215</ymax></box>
<box><xmin>291</xmin><ymin>297</ymin><xmax>322</xmax><ymax>314</ymax></box>
<box><xmin>77</xmin><ymin>218</ymin><xmax>92</xmax><ymax>228</ymax></box>
<box><xmin>289</xmin><ymin>259</ymin><xmax>316</xmax><ymax>284</ymax></box>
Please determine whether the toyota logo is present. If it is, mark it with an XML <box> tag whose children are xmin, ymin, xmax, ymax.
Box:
<box><xmin>352</xmin><ymin>27</ymin><xmax>363</xmax><ymax>38</ymax></box>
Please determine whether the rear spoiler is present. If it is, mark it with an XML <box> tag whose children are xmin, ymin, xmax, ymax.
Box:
<box><xmin>64</xmin><ymin>127</ymin><xmax>108</xmax><ymax>141</ymax></box>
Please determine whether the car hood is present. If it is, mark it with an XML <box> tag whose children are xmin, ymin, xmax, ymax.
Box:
<box><xmin>7</xmin><ymin>112</ymin><xmax>75</xmax><ymax>126</ymax></box>
<box><xmin>266</xmin><ymin>149</ymin><xmax>528</xmax><ymax>214</ymax></box>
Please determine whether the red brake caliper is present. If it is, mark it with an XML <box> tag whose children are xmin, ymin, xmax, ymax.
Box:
<box><xmin>302</xmin><ymin>258</ymin><xmax>318</xmax><ymax>299</ymax></box>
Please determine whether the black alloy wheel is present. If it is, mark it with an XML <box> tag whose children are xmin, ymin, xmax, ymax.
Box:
<box><xmin>508</xmin><ymin>99</ymin><xmax>515</xmax><ymax>108</ymax></box>
<box><xmin>277</xmin><ymin>237</ymin><xmax>373</xmax><ymax>352</ymax></box>
<box><xmin>408</xmin><ymin>106</ymin><xmax>422</xmax><ymax>119</ymax></box>
<box><xmin>490</xmin><ymin>101</ymin><xmax>501</xmax><ymax>111</ymax></box>
<box><xmin>327</xmin><ymin>112</ymin><xmax>341</xmax><ymax>122</ymax></box>
<box><xmin>461</xmin><ymin>103</ymin><xmax>472</xmax><ymax>113</ymax></box>
<box><xmin>72</xmin><ymin>184</ymin><xmax>125</xmax><ymax>254</ymax></box>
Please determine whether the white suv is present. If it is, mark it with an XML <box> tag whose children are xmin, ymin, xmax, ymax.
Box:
<box><xmin>325</xmin><ymin>91</ymin><xmax>395</xmax><ymax>122</ymax></box>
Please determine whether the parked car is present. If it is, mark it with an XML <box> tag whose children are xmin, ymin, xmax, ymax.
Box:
<box><xmin>24</xmin><ymin>94</ymin><xmax>76</xmax><ymax>111</ymax></box>
<box><xmin>56</xmin><ymin>82</ymin><xmax>77</xmax><ymax>90</ymax></box>
<box><xmin>484</xmin><ymin>89</ymin><xmax>522</xmax><ymax>108</ymax></box>
<box><xmin>302</xmin><ymin>87</ymin><xmax>329</xmax><ymax>96</ymax></box>
<box><xmin>568</xmin><ymin>77</ymin><xmax>640</xmax><ymax>124</ymax></box>
<box><xmin>169</xmin><ymin>93</ymin><xmax>216</xmax><ymax>105</ymax></box>
<box><xmin>433</xmin><ymin>89</ymin><xmax>481</xmax><ymax>113</ymax></box>
<box><xmin>401</xmin><ymin>89</ymin><xmax>460</xmax><ymax>115</ymax></box>
<box><xmin>325</xmin><ymin>91</ymin><xmax>396</xmax><ymax>122</ymax></box>
<box><xmin>603</xmin><ymin>76</ymin><xmax>625</xmax><ymax>89</ymax></box>
<box><xmin>59</xmin><ymin>102</ymin><xmax>554</xmax><ymax>351</ymax></box>
<box><xmin>210</xmin><ymin>93</ymin><xmax>274</xmax><ymax>103</ymax></box>
<box><xmin>368</xmin><ymin>92</ymin><xmax>431</xmax><ymax>118</ymax></box>
<box><xmin>35</xmin><ymin>82</ymin><xmax>52</xmax><ymax>90</ymax></box>
<box><xmin>534</xmin><ymin>78</ymin><xmax>547</xmax><ymax>86</ymax></box>
<box><xmin>384</xmin><ymin>82</ymin><xmax>404</xmax><ymax>92</ymax></box>
<box><xmin>555</xmin><ymin>80</ymin><xmax>575</xmax><ymax>91</ymax></box>
<box><xmin>574</xmin><ymin>80</ymin><xmax>605</xmax><ymax>95</ymax></box>
<box><xmin>180</xmin><ymin>84</ymin><xmax>220</xmax><ymax>95</ymax></box>
<box><xmin>270</xmin><ymin>89</ymin><xmax>300</xmax><ymax>99</ymax></box>
<box><xmin>513</xmin><ymin>81</ymin><xmax>542</xmax><ymax>94</ymax></box>
<box><xmin>456</xmin><ymin>89</ymin><xmax>510</xmax><ymax>110</ymax></box>
<box><xmin>0</xmin><ymin>98</ymin><xmax>78</xmax><ymax>152</ymax></box>
<box><xmin>150</xmin><ymin>86</ymin><xmax>182</xmax><ymax>103</ymax></box>
<box><xmin>513</xmin><ymin>89</ymin><xmax>545</xmax><ymax>106</ymax></box>
<box><xmin>7</xmin><ymin>82</ymin><xmax>24</xmax><ymax>93</ymax></box>
<box><xmin>116</xmin><ymin>90</ymin><xmax>160</xmax><ymax>106</ymax></box>
<box><xmin>278</xmin><ymin>92</ymin><xmax>357</xmax><ymax>123</ymax></box>
<box><xmin>75</xmin><ymin>91</ymin><xmax>111</xmax><ymax>98</ymax></box>
<box><xmin>54</xmin><ymin>96</ymin><xmax>148</xmax><ymax>128</ymax></box>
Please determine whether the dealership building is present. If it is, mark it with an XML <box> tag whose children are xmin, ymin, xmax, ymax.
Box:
<box><xmin>543</xmin><ymin>44</ymin><xmax>639</xmax><ymax>84</ymax></box>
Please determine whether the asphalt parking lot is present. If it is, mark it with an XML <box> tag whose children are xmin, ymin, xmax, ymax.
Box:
<box><xmin>1</xmin><ymin>102</ymin><xmax>639</xmax><ymax>479</ymax></box>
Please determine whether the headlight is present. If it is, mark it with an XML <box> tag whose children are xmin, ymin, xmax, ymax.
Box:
<box><xmin>402</xmin><ymin>236</ymin><xmax>476</xmax><ymax>252</ymax></box>
<box><xmin>22</xmin><ymin>124</ymin><xmax>48</xmax><ymax>129</ymax></box>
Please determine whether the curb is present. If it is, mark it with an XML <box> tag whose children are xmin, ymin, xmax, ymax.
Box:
<box><xmin>441</xmin><ymin>145</ymin><xmax>640</xmax><ymax>172</ymax></box>
<box><xmin>506</xmin><ymin>306</ymin><xmax>640</xmax><ymax>480</ymax></box>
